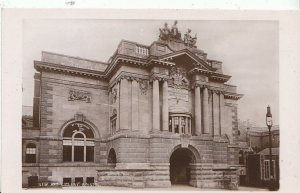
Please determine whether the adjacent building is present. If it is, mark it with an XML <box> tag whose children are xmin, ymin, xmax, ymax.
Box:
<box><xmin>22</xmin><ymin>22</ymin><xmax>243</xmax><ymax>189</ymax></box>
<box><xmin>238</xmin><ymin>125</ymin><xmax>280</xmax><ymax>187</ymax></box>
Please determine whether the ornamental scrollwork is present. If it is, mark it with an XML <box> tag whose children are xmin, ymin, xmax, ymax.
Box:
<box><xmin>68</xmin><ymin>89</ymin><xmax>91</xmax><ymax>103</ymax></box>
<box><xmin>139</xmin><ymin>80</ymin><xmax>148</xmax><ymax>95</ymax></box>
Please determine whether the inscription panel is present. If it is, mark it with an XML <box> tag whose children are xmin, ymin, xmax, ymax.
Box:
<box><xmin>168</xmin><ymin>87</ymin><xmax>189</xmax><ymax>102</ymax></box>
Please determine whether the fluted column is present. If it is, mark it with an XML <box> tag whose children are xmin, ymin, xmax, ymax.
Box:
<box><xmin>162</xmin><ymin>80</ymin><xmax>169</xmax><ymax>131</ymax></box>
<box><xmin>194</xmin><ymin>86</ymin><xmax>202</xmax><ymax>135</ymax></box>
<box><xmin>120</xmin><ymin>79</ymin><xmax>129</xmax><ymax>130</ymax></box>
<box><xmin>152</xmin><ymin>79</ymin><xmax>160</xmax><ymax>131</ymax></box>
<box><xmin>213</xmin><ymin>92</ymin><xmax>220</xmax><ymax>136</ymax></box>
<box><xmin>131</xmin><ymin>80</ymin><xmax>139</xmax><ymax>131</ymax></box>
<box><xmin>203</xmin><ymin>87</ymin><xmax>210</xmax><ymax>134</ymax></box>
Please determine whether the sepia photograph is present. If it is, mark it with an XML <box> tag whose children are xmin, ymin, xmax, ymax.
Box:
<box><xmin>19</xmin><ymin>17</ymin><xmax>280</xmax><ymax>191</ymax></box>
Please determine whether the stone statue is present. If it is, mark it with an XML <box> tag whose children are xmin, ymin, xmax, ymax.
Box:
<box><xmin>184</xmin><ymin>29</ymin><xmax>197</xmax><ymax>48</ymax></box>
<box><xmin>159</xmin><ymin>22</ymin><xmax>171</xmax><ymax>41</ymax></box>
<box><xmin>171</xmin><ymin>20</ymin><xmax>182</xmax><ymax>40</ymax></box>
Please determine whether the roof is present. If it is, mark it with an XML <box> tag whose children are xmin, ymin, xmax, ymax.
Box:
<box><xmin>258</xmin><ymin>147</ymin><xmax>279</xmax><ymax>156</ymax></box>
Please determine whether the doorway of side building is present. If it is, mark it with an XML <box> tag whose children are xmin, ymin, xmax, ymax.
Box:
<box><xmin>169</xmin><ymin>148</ymin><xmax>196</xmax><ymax>185</ymax></box>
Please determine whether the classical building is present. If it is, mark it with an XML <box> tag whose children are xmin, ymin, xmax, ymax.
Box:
<box><xmin>22</xmin><ymin>22</ymin><xmax>243</xmax><ymax>189</ymax></box>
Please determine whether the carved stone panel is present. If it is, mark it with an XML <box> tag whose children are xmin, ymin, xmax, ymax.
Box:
<box><xmin>139</xmin><ymin>80</ymin><xmax>148</xmax><ymax>95</ymax></box>
<box><xmin>169</xmin><ymin>66</ymin><xmax>189</xmax><ymax>89</ymax></box>
<box><xmin>68</xmin><ymin>89</ymin><xmax>91</xmax><ymax>103</ymax></box>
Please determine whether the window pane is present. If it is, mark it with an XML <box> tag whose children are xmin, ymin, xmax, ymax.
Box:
<box><xmin>74</xmin><ymin>133</ymin><xmax>84</xmax><ymax>138</ymax></box>
<box><xmin>63</xmin><ymin>146</ymin><xmax>72</xmax><ymax>161</ymax></box>
<box><xmin>74</xmin><ymin>140</ymin><xmax>84</xmax><ymax>146</ymax></box>
<box><xmin>26</xmin><ymin>154</ymin><xmax>36</xmax><ymax>163</ymax></box>
<box><xmin>26</xmin><ymin>148</ymin><xmax>36</xmax><ymax>154</ymax></box>
<box><xmin>63</xmin><ymin>140</ymin><xmax>72</xmax><ymax>145</ymax></box>
<box><xmin>86</xmin><ymin>177</ymin><xmax>94</xmax><ymax>185</ymax></box>
<box><xmin>86</xmin><ymin>146</ymin><xmax>94</xmax><ymax>162</ymax></box>
<box><xmin>86</xmin><ymin>141</ymin><xmax>94</xmax><ymax>146</ymax></box>
<box><xmin>63</xmin><ymin>178</ymin><xmax>71</xmax><ymax>186</ymax></box>
<box><xmin>75</xmin><ymin>177</ymin><xmax>83</xmax><ymax>186</ymax></box>
<box><xmin>74</xmin><ymin>146</ymin><xmax>84</xmax><ymax>161</ymax></box>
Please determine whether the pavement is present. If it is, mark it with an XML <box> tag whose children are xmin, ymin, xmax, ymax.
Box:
<box><xmin>61</xmin><ymin>184</ymin><xmax>269</xmax><ymax>191</ymax></box>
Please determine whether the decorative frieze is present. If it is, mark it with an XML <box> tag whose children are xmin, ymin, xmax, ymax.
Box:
<box><xmin>68</xmin><ymin>89</ymin><xmax>91</xmax><ymax>103</ymax></box>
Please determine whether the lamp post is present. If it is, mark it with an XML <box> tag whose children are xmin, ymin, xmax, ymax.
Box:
<box><xmin>266</xmin><ymin>106</ymin><xmax>273</xmax><ymax>182</ymax></box>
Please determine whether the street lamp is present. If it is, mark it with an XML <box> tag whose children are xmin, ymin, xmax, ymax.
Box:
<box><xmin>266</xmin><ymin>106</ymin><xmax>273</xmax><ymax>182</ymax></box>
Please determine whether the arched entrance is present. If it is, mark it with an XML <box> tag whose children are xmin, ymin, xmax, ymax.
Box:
<box><xmin>169</xmin><ymin>147</ymin><xmax>196</xmax><ymax>185</ymax></box>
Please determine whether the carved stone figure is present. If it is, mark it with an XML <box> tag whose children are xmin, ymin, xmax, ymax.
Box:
<box><xmin>171</xmin><ymin>20</ymin><xmax>182</xmax><ymax>40</ymax></box>
<box><xmin>159</xmin><ymin>22</ymin><xmax>171</xmax><ymax>41</ymax></box>
<box><xmin>111</xmin><ymin>88</ymin><xmax>117</xmax><ymax>104</ymax></box>
<box><xmin>184</xmin><ymin>29</ymin><xmax>197</xmax><ymax>48</ymax></box>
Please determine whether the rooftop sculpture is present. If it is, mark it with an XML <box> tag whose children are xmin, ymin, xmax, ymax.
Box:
<box><xmin>159</xmin><ymin>21</ymin><xmax>197</xmax><ymax>48</ymax></box>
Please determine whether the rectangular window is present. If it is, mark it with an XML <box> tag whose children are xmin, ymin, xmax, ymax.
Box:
<box><xmin>26</xmin><ymin>148</ymin><xmax>36</xmax><ymax>154</ymax></box>
<box><xmin>272</xmin><ymin>160</ymin><xmax>276</xmax><ymax>179</ymax></box>
<box><xmin>26</xmin><ymin>154</ymin><xmax>36</xmax><ymax>163</ymax></box>
<box><xmin>86</xmin><ymin>177</ymin><xmax>94</xmax><ymax>185</ymax></box>
<box><xmin>264</xmin><ymin>160</ymin><xmax>270</xmax><ymax>180</ymax></box>
<box><xmin>264</xmin><ymin>160</ymin><xmax>276</xmax><ymax>180</ymax></box>
<box><xmin>63</xmin><ymin>178</ymin><xmax>71</xmax><ymax>186</ymax></box>
<box><xmin>75</xmin><ymin>177</ymin><xmax>83</xmax><ymax>186</ymax></box>
<box><xmin>63</xmin><ymin>146</ymin><xmax>72</xmax><ymax>161</ymax></box>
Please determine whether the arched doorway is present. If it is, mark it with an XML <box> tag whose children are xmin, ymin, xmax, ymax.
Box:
<box><xmin>169</xmin><ymin>148</ymin><xmax>196</xmax><ymax>185</ymax></box>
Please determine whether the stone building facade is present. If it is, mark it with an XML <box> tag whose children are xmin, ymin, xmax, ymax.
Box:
<box><xmin>22</xmin><ymin>23</ymin><xmax>242</xmax><ymax>189</ymax></box>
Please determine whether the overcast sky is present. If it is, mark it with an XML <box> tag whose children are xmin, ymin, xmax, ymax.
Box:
<box><xmin>22</xmin><ymin>19</ymin><xmax>278</xmax><ymax>127</ymax></box>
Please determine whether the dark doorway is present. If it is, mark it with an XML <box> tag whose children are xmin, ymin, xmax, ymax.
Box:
<box><xmin>170</xmin><ymin>148</ymin><xmax>196</xmax><ymax>185</ymax></box>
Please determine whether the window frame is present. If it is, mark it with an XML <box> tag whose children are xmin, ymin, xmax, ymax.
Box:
<box><xmin>62</xmin><ymin>122</ymin><xmax>95</xmax><ymax>162</ymax></box>
<box><xmin>25</xmin><ymin>143</ymin><xmax>37</xmax><ymax>163</ymax></box>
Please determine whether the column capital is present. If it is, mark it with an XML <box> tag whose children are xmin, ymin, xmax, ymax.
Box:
<box><xmin>149</xmin><ymin>74</ymin><xmax>169</xmax><ymax>82</ymax></box>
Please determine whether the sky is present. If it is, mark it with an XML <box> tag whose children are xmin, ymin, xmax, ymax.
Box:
<box><xmin>22</xmin><ymin>19</ymin><xmax>279</xmax><ymax>127</ymax></box>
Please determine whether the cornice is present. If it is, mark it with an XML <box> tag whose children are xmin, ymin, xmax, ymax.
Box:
<box><xmin>192</xmin><ymin>81</ymin><xmax>243</xmax><ymax>100</ymax></box>
<box><xmin>189</xmin><ymin>67</ymin><xmax>231</xmax><ymax>83</ymax></box>
<box><xmin>108</xmin><ymin>71</ymin><xmax>149</xmax><ymax>89</ymax></box>
<box><xmin>34</xmin><ymin>61</ymin><xmax>106</xmax><ymax>80</ymax></box>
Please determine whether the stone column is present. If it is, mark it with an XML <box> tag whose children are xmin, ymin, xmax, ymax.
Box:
<box><xmin>194</xmin><ymin>86</ymin><xmax>202</xmax><ymax>135</ymax></box>
<box><xmin>162</xmin><ymin>80</ymin><xmax>169</xmax><ymax>131</ymax></box>
<box><xmin>171</xmin><ymin>117</ymin><xmax>175</xmax><ymax>133</ymax></box>
<box><xmin>213</xmin><ymin>92</ymin><xmax>220</xmax><ymax>136</ymax></box>
<box><xmin>131</xmin><ymin>80</ymin><xmax>139</xmax><ymax>131</ymax></box>
<box><xmin>120</xmin><ymin>78</ymin><xmax>129</xmax><ymax>130</ymax></box>
<box><xmin>152</xmin><ymin>79</ymin><xmax>160</xmax><ymax>131</ymax></box>
<box><xmin>179</xmin><ymin>117</ymin><xmax>182</xmax><ymax>134</ymax></box>
<box><xmin>220</xmin><ymin>93</ymin><xmax>225</xmax><ymax>135</ymax></box>
<box><xmin>203</xmin><ymin>87</ymin><xmax>210</xmax><ymax>134</ymax></box>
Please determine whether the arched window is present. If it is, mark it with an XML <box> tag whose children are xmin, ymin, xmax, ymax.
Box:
<box><xmin>63</xmin><ymin>122</ymin><xmax>94</xmax><ymax>162</ymax></box>
<box><xmin>107</xmin><ymin>148</ymin><xmax>117</xmax><ymax>167</ymax></box>
<box><xmin>26</xmin><ymin>143</ymin><xmax>36</xmax><ymax>163</ymax></box>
